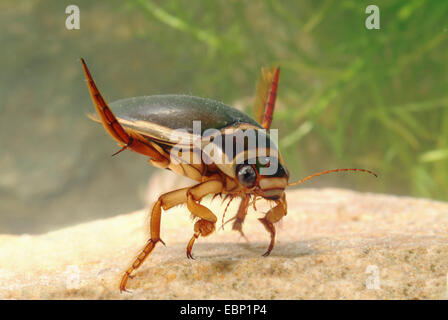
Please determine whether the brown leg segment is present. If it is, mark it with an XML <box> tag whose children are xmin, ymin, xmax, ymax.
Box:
<box><xmin>120</xmin><ymin>187</ymin><xmax>189</xmax><ymax>292</ymax></box>
<box><xmin>185</xmin><ymin>180</ymin><xmax>223</xmax><ymax>259</ymax></box>
<box><xmin>120</xmin><ymin>180</ymin><xmax>223</xmax><ymax>291</ymax></box>
<box><xmin>258</xmin><ymin>217</ymin><xmax>276</xmax><ymax>256</ymax></box>
<box><xmin>186</xmin><ymin>219</ymin><xmax>216</xmax><ymax>259</ymax></box>
<box><xmin>81</xmin><ymin>58</ymin><xmax>167</xmax><ymax>163</ymax></box>
<box><xmin>258</xmin><ymin>193</ymin><xmax>287</xmax><ymax>256</ymax></box>
<box><xmin>186</xmin><ymin>233</ymin><xmax>199</xmax><ymax>259</ymax></box>
<box><xmin>232</xmin><ymin>195</ymin><xmax>251</xmax><ymax>240</ymax></box>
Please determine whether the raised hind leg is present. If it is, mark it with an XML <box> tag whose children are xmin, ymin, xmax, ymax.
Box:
<box><xmin>186</xmin><ymin>180</ymin><xmax>223</xmax><ymax>259</ymax></box>
<box><xmin>81</xmin><ymin>58</ymin><xmax>168</xmax><ymax>164</ymax></box>
<box><xmin>119</xmin><ymin>186</ymin><xmax>189</xmax><ymax>292</ymax></box>
<box><xmin>258</xmin><ymin>193</ymin><xmax>287</xmax><ymax>256</ymax></box>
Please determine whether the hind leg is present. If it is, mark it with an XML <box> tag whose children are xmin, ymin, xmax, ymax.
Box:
<box><xmin>120</xmin><ymin>186</ymin><xmax>189</xmax><ymax>292</ymax></box>
<box><xmin>81</xmin><ymin>58</ymin><xmax>169</xmax><ymax>164</ymax></box>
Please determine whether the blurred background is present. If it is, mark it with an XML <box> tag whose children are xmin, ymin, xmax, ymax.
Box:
<box><xmin>1</xmin><ymin>0</ymin><xmax>447</xmax><ymax>234</ymax></box>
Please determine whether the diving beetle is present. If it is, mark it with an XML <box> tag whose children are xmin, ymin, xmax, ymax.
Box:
<box><xmin>80</xmin><ymin>58</ymin><xmax>376</xmax><ymax>292</ymax></box>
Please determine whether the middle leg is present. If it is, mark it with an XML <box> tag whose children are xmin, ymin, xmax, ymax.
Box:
<box><xmin>231</xmin><ymin>195</ymin><xmax>251</xmax><ymax>239</ymax></box>
<box><xmin>120</xmin><ymin>186</ymin><xmax>189</xmax><ymax>292</ymax></box>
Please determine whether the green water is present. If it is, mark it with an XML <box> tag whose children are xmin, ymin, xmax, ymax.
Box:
<box><xmin>1</xmin><ymin>0</ymin><xmax>447</xmax><ymax>233</ymax></box>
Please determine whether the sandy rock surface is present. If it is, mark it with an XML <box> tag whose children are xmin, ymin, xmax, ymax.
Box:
<box><xmin>1</xmin><ymin>188</ymin><xmax>448</xmax><ymax>299</ymax></box>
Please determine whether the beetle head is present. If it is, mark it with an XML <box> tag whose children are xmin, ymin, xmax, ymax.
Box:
<box><xmin>235</xmin><ymin>157</ymin><xmax>289</xmax><ymax>201</ymax></box>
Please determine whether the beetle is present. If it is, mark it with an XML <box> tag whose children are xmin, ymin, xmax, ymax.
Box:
<box><xmin>80</xmin><ymin>58</ymin><xmax>377</xmax><ymax>292</ymax></box>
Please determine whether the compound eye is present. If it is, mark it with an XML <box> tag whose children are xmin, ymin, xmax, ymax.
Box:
<box><xmin>237</xmin><ymin>165</ymin><xmax>257</xmax><ymax>188</ymax></box>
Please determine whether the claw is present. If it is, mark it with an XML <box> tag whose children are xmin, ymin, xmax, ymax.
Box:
<box><xmin>258</xmin><ymin>217</ymin><xmax>275</xmax><ymax>257</ymax></box>
<box><xmin>120</xmin><ymin>287</ymin><xmax>133</xmax><ymax>294</ymax></box>
<box><xmin>119</xmin><ymin>272</ymin><xmax>134</xmax><ymax>293</ymax></box>
<box><xmin>186</xmin><ymin>251</ymin><xmax>196</xmax><ymax>260</ymax></box>
<box><xmin>186</xmin><ymin>233</ymin><xmax>199</xmax><ymax>260</ymax></box>
<box><xmin>262</xmin><ymin>249</ymin><xmax>272</xmax><ymax>257</ymax></box>
<box><xmin>119</xmin><ymin>238</ymin><xmax>161</xmax><ymax>292</ymax></box>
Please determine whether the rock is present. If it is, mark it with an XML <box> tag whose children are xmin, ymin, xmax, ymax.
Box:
<box><xmin>1</xmin><ymin>188</ymin><xmax>448</xmax><ymax>299</ymax></box>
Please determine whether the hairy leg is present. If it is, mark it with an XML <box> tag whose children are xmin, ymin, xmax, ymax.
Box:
<box><xmin>120</xmin><ymin>186</ymin><xmax>189</xmax><ymax>292</ymax></box>
<box><xmin>81</xmin><ymin>58</ymin><xmax>168</xmax><ymax>163</ymax></box>
<box><xmin>186</xmin><ymin>180</ymin><xmax>223</xmax><ymax>259</ymax></box>
<box><xmin>258</xmin><ymin>193</ymin><xmax>287</xmax><ymax>256</ymax></box>
<box><xmin>231</xmin><ymin>195</ymin><xmax>251</xmax><ymax>239</ymax></box>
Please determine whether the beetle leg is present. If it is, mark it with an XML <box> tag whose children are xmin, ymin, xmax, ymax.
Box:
<box><xmin>187</xmin><ymin>180</ymin><xmax>222</xmax><ymax>222</ymax></box>
<box><xmin>120</xmin><ymin>186</ymin><xmax>189</xmax><ymax>292</ymax></box>
<box><xmin>81</xmin><ymin>58</ymin><xmax>166</xmax><ymax>163</ymax></box>
<box><xmin>262</xmin><ymin>67</ymin><xmax>280</xmax><ymax>130</ymax></box>
<box><xmin>186</xmin><ymin>219</ymin><xmax>216</xmax><ymax>259</ymax></box>
<box><xmin>258</xmin><ymin>193</ymin><xmax>287</xmax><ymax>256</ymax></box>
<box><xmin>185</xmin><ymin>180</ymin><xmax>223</xmax><ymax>259</ymax></box>
<box><xmin>231</xmin><ymin>195</ymin><xmax>251</xmax><ymax>240</ymax></box>
<box><xmin>253</xmin><ymin>67</ymin><xmax>280</xmax><ymax>130</ymax></box>
<box><xmin>220</xmin><ymin>194</ymin><xmax>237</xmax><ymax>229</ymax></box>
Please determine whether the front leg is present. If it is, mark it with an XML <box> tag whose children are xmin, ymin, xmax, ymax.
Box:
<box><xmin>186</xmin><ymin>180</ymin><xmax>223</xmax><ymax>259</ymax></box>
<box><xmin>258</xmin><ymin>193</ymin><xmax>287</xmax><ymax>256</ymax></box>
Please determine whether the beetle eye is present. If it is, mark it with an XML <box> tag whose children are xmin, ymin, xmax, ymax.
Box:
<box><xmin>237</xmin><ymin>165</ymin><xmax>257</xmax><ymax>188</ymax></box>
